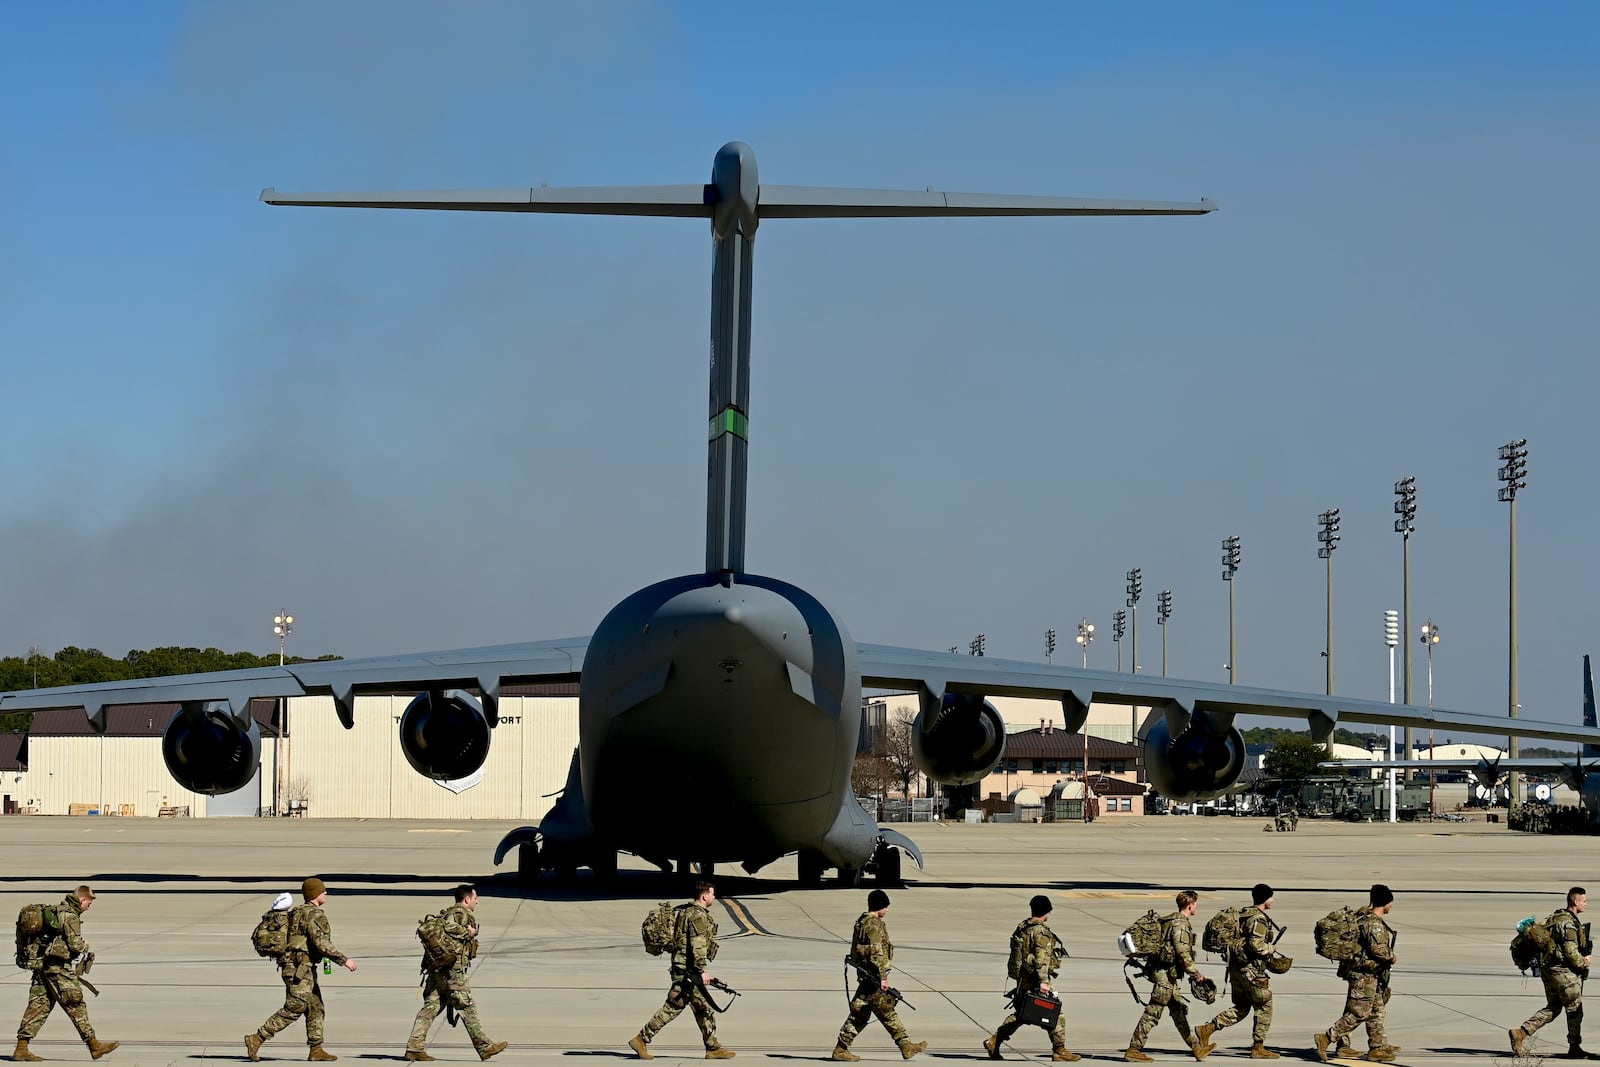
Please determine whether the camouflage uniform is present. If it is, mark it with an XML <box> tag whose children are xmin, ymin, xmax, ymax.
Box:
<box><xmin>253</xmin><ymin>903</ymin><xmax>350</xmax><ymax>1049</ymax></box>
<box><xmin>837</xmin><ymin>911</ymin><xmax>911</xmax><ymax>1050</ymax></box>
<box><xmin>1205</xmin><ymin>908</ymin><xmax>1275</xmax><ymax>1044</ymax></box>
<box><xmin>1521</xmin><ymin>908</ymin><xmax>1589</xmax><ymax>1046</ymax></box>
<box><xmin>993</xmin><ymin>918</ymin><xmax>1071</xmax><ymax>1054</ymax></box>
<box><xmin>408</xmin><ymin>903</ymin><xmax>497</xmax><ymax>1056</ymax></box>
<box><xmin>638</xmin><ymin>902</ymin><xmax>726</xmax><ymax>1052</ymax></box>
<box><xmin>16</xmin><ymin>895</ymin><xmax>101</xmax><ymax>1048</ymax></box>
<box><xmin>1130</xmin><ymin>914</ymin><xmax>1201</xmax><ymax>1051</ymax></box>
<box><xmin>1325</xmin><ymin>907</ymin><xmax>1397</xmax><ymax>1050</ymax></box>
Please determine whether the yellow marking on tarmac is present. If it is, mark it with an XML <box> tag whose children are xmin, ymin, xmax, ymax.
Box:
<box><xmin>407</xmin><ymin>828</ymin><xmax>471</xmax><ymax>833</ymax></box>
<box><xmin>1058</xmin><ymin>890</ymin><xmax>1170</xmax><ymax>900</ymax></box>
<box><xmin>720</xmin><ymin>897</ymin><xmax>771</xmax><ymax>936</ymax></box>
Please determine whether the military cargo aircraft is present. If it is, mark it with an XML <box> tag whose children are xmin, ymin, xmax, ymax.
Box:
<box><xmin>5</xmin><ymin>143</ymin><xmax>1598</xmax><ymax>886</ymax></box>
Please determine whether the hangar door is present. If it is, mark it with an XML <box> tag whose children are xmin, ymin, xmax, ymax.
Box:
<box><xmin>206</xmin><ymin>767</ymin><xmax>261</xmax><ymax>817</ymax></box>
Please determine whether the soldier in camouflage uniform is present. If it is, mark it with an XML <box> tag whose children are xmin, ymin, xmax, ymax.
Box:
<box><xmin>405</xmin><ymin>884</ymin><xmax>508</xmax><ymax>1062</ymax></box>
<box><xmin>1196</xmin><ymin>884</ymin><xmax>1281</xmax><ymax>1060</ymax></box>
<box><xmin>832</xmin><ymin>890</ymin><xmax>927</xmax><ymax>1061</ymax></box>
<box><xmin>245</xmin><ymin>877</ymin><xmax>359</xmax><ymax>1063</ymax></box>
<box><xmin>630</xmin><ymin>881</ymin><xmax>735</xmax><ymax>1060</ymax></box>
<box><xmin>12</xmin><ymin>885</ymin><xmax>118</xmax><ymax>1062</ymax></box>
<box><xmin>1316</xmin><ymin>884</ymin><xmax>1400</xmax><ymax>1063</ymax></box>
<box><xmin>1510</xmin><ymin>886</ymin><xmax>1599</xmax><ymax>1060</ymax></box>
<box><xmin>983</xmin><ymin>894</ymin><xmax>1080</xmax><ymax>1062</ymax></box>
<box><xmin>1125</xmin><ymin>890</ymin><xmax>1212</xmax><ymax>1062</ymax></box>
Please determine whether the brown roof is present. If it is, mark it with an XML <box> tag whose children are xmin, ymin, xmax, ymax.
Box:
<box><xmin>0</xmin><ymin>733</ymin><xmax>24</xmax><ymax>771</ymax></box>
<box><xmin>28</xmin><ymin>698</ymin><xmax>283</xmax><ymax>738</ymax></box>
<box><xmin>1087</xmin><ymin>774</ymin><xmax>1146</xmax><ymax>796</ymax></box>
<box><xmin>1004</xmin><ymin>729</ymin><xmax>1141</xmax><ymax>760</ymax></box>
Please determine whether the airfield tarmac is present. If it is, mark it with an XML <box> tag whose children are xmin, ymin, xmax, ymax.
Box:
<box><xmin>0</xmin><ymin>815</ymin><xmax>1585</xmax><ymax>1066</ymax></box>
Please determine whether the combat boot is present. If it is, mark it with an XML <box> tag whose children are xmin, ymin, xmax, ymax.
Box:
<box><xmin>1510</xmin><ymin>1029</ymin><xmax>1530</xmax><ymax>1058</ymax></box>
<box><xmin>245</xmin><ymin>1034</ymin><xmax>264</xmax><ymax>1063</ymax></box>
<box><xmin>1051</xmin><ymin>1049</ymin><xmax>1081</xmax><ymax>1062</ymax></box>
<box><xmin>983</xmin><ymin>1035</ymin><xmax>1004</xmax><ymax>1060</ymax></box>
<box><xmin>1365</xmin><ymin>1050</ymin><xmax>1395</xmax><ymax>1063</ymax></box>
<box><xmin>1370</xmin><ymin>1045</ymin><xmax>1401</xmax><ymax>1056</ymax></box>
<box><xmin>307</xmin><ymin>1048</ymin><xmax>338</xmax><ymax>1062</ymax></box>
<box><xmin>404</xmin><ymin>1053</ymin><xmax>436</xmax><ymax>1062</ymax></box>
<box><xmin>11</xmin><ymin>1041</ymin><xmax>44</xmax><ymax>1062</ymax></box>
<box><xmin>1192</xmin><ymin>1037</ymin><xmax>1215</xmax><ymax>1062</ymax></box>
<box><xmin>478</xmin><ymin>1042</ymin><xmax>508</xmax><ymax>1061</ymax></box>
<box><xmin>1314</xmin><ymin>1034</ymin><xmax>1331</xmax><ymax>1063</ymax></box>
<box><xmin>831</xmin><ymin>1046</ymin><xmax>861</xmax><ymax>1062</ymax></box>
<box><xmin>704</xmin><ymin>1047</ymin><xmax>736</xmax><ymax>1059</ymax></box>
<box><xmin>1125</xmin><ymin>1049</ymin><xmax>1155</xmax><ymax>1062</ymax></box>
<box><xmin>900</xmin><ymin>1040</ymin><xmax>928</xmax><ymax>1060</ymax></box>
<box><xmin>629</xmin><ymin>1036</ymin><xmax>654</xmax><ymax>1060</ymax></box>
<box><xmin>1334</xmin><ymin>1046</ymin><xmax>1357</xmax><ymax>1059</ymax></box>
<box><xmin>1248</xmin><ymin>1043</ymin><xmax>1279</xmax><ymax>1059</ymax></box>
<box><xmin>1562</xmin><ymin>1047</ymin><xmax>1600</xmax><ymax>1060</ymax></box>
<box><xmin>1196</xmin><ymin>1024</ymin><xmax>1217</xmax><ymax>1049</ymax></box>
<box><xmin>87</xmin><ymin>1039</ymin><xmax>119</xmax><ymax>1060</ymax></box>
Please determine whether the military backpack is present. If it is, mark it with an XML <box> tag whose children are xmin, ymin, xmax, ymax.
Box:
<box><xmin>1202</xmin><ymin>906</ymin><xmax>1247</xmax><ymax>960</ymax></box>
<box><xmin>1510</xmin><ymin>917</ymin><xmax>1554</xmax><ymax>975</ymax></box>
<box><xmin>1117</xmin><ymin>910</ymin><xmax>1173</xmax><ymax>963</ymax></box>
<box><xmin>250</xmin><ymin>908</ymin><xmax>293</xmax><ymax>960</ymax></box>
<box><xmin>13</xmin><ymin>904</ymin><xmax>58</xmax><ymax>971</ymax></box>
<box><xmin>417</xmin><ymin>909</ymin><xmax>460</xmax><ymax>969</ymax></box>
<box><xmin>641</xmin><ymin>902</ymin><xmax>679</xmax><ymax>957</ymax></box>
<box><xmin>1314</xmin><ymin>906</ymin><xmax>1363</xmax><ymax>961</ymax></box>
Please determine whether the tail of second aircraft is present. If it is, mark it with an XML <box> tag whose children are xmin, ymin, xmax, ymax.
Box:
<box><xmin>1585</xmin><ymin>655</ymin><xmax>1597</xmax><ymax>759</ymax></box>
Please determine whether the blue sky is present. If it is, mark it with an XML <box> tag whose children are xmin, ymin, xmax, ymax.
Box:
<box><xmin>1</xmin><ymin>2</ymin><xmax>1597</xmax><ymax>735</ymax></box>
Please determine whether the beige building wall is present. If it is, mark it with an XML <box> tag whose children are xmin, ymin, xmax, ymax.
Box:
<box><xmin>283</xmin><ymin>694</ymin><xmax>579</xmax><ymax>820</ymax></box>
<box><xmin>28</xmin><ymin>736</ymin><xmax>211</xmax><ymax>817</ymax></box>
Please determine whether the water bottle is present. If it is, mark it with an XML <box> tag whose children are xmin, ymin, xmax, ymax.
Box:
<box><xmin>322</xmin><ymin>958</ymin><xmax>331</xmax><ymax>975</ymax></box>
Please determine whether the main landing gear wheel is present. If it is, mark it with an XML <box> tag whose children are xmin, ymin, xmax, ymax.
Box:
<box><xmin>797</xmin><ymin>849</ymin><xmax>825</xmax><ymax>887</ymax></box>
<box><xmin>592</xmin><ymin>850</ymin><xmax>619</xmax><ymax>883</ymax></box>
<box><xmin>874</xmin><ymin>843</ymin><xmax>903</xmax><ymax>887</ymax></box>
<box><xmin>516</xmin><ymin>841</ymin><xmax>540</xmax><ymax>885</ymax></box>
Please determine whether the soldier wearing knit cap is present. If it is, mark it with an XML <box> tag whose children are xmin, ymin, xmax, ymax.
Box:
<box><xmin>245</xmin><ymin>878</ymin><xmax>358</xmax><ymax>1063</ymax></box>
<box><xmin>831</xmin><ymin>890</ymin><xmax>926</xmax><ymax>1061</ymax></box>
<box><xmin>1316</xmin><ymin>886</ymin><xmax>1398</xmax><ymax>1063</ymax></box>
<box><xmin>984</xmin><ymin>895</ymin><xmax>1079</xmax><ymax>1062</ymax></box>
<box><xmin>1197</xmin><ymin>885</ymin><xmax>1281</xmax><ymax>1059</ymax></box>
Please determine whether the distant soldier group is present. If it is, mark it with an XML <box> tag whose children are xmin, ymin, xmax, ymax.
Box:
<box><xmin>13</xmin><ymin>878</ymin><xmax>1600</xmax><ymax>1062</ymax></box>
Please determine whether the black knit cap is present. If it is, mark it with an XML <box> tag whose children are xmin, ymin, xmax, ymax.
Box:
<box><xmin>868</xmin><ymin>889</ymin><xmax>890</xmax><ymax>911</ymax></box>
<box><xmin>1251</xmin><ymin>883</ymin><xmax>1274</xmax><ymax>905</ymax></box>
<box><xmin>1370</xmin><ymin>884</ymin><xmax>1394</xmax><ymax>908</ymax></box>
<box><xmin>1030</xmin><ymin>895</ymin><xmax>1052</xmax><ymax>917</ymax></box>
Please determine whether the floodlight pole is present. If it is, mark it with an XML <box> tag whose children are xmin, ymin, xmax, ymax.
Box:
<box><xmin>1384</xmin><ymin>610</ymin><xmax>1399</xmax><ymax>823</ymax></box>
<box><xmin>1076</xmin><ymin>619</ymin><xmax>1095</xmax><ymax>670</ymax></box>
<box><xmin>1126</xmin><ymin>569</ymin><xmax>1142</xmax><ymax>674</ymax></box>
<box><xmin>1221</xmin><ymin>536</ymin><xmax>1241</xmax><ymax>683</ymax></box>
<box><xmin>1394</xmin><ymin>478</ymin><xmax>1417</xmax><ymax>778</ymax></box>
<box><xmin>1422</xmin><ymin>620</ymin><xmax>1441</xmax><ymax>817</ymax></box>
<box><xmin>1500</xmin><ymin>439</ymin><xmax>1528</xmax><ymax>812</ymax></box>
<box><xmin>1113</xmin><ymin>611</ymin><xmax>1127</xmax><ymax>672</ymax></box>
<box><xmin>1157</xmin><ymin>590</ymin><xmax>1173</xmax><ymax>676</ymax></box>
<box><xmin>1318</xmin><ymin>509</ymin><xmax>1341</xmax><ymax>695</ymax></box>
<box><xmin>273</xmin><ymin>610</ymin><xmax>294</xmax><ymax>817</ymax></box>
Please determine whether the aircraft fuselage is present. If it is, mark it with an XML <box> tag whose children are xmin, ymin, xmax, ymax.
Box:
<box><xmin>579</xmin><ymin>572</ymin><xmax>860</xmax><ymax>868</ymax></box>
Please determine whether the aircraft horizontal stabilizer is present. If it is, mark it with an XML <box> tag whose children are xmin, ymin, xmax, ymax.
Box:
<box><xmin>757</xmin><ymin>186</ymin><xmax>1218</xmax><ymax>219</ymax></box>
<box><xmin>260</xmin><ymin>185</ymin><xmax>713</xmax><ymax>217</ymax></box>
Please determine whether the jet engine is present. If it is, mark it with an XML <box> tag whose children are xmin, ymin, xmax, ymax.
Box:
<box><xmin>161</xmin><ymin>703</ymin><xmax>262</xmax><ymax>796</ymax></box>
<box><xmin>1143</xmin><ymin>711</ymin><xmax>1246</xmax><ymax>801</ymax></box>
<box><xmin>912</xmin><ymin>693</ymin><xmax>1006</xmax><ymax>786</ymax></box>
<box><xmin>399</xmin><ymin>690</ymin><xmax>491</xmax><ymax>781</ymax></box>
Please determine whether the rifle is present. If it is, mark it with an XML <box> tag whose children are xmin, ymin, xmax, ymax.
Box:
<box><xmin>846</xmin><ymin>958</ymin><xmax>916</xmax><ymax>1010</ymax></box>
<box><xmin>680</xmin><ymin>969</ymin><xmax>741</xmax><ymax>1013</ymax></box>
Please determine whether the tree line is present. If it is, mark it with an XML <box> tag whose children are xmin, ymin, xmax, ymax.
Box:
<box><xmin>0</xmin><ymin>646</ymin><xmax>342</xmax><ymax>733</ymax></box>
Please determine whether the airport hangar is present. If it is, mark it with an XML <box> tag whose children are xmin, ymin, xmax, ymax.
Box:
<box><xmin>5</xmin><ymin>688</ymin><xmax>1167</xmax><ymax>820</ymax></box>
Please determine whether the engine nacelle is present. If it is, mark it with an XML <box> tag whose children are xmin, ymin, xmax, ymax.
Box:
<box><xmin>912</xmin><ymin>693</ymin><xmax>1006</xmax><ymax>786</ymax></box>
<box><xmin>399</xmin><ymin>690</ymin><xmax>491</xmax><ymax>782</ymax></box>
<box><xmin>1143</xmin><ymin>712</ymin><xmax>1246</xmax><ymax>802</ymax></box>
<box><xmin>161</xmin><ymin>704</ymin><xmax>262</xmax><ymax>796</ymax></box>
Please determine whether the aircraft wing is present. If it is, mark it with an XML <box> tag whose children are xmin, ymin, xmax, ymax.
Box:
<box><xmin>856</xmin><ymin>644</ymin><xmax>1600</xmax><ymax>747</ymax></box>
<box><xmin>0</xmin><ymin>637</ymin><xmax>589</xmax><ymax>732</ymax></box>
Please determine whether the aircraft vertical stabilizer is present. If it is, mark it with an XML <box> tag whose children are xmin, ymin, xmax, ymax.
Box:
<box><xmin>1584</xmin><ymin>655</ymin><xmax>1597</xmax><ymax>758</ymax></box>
